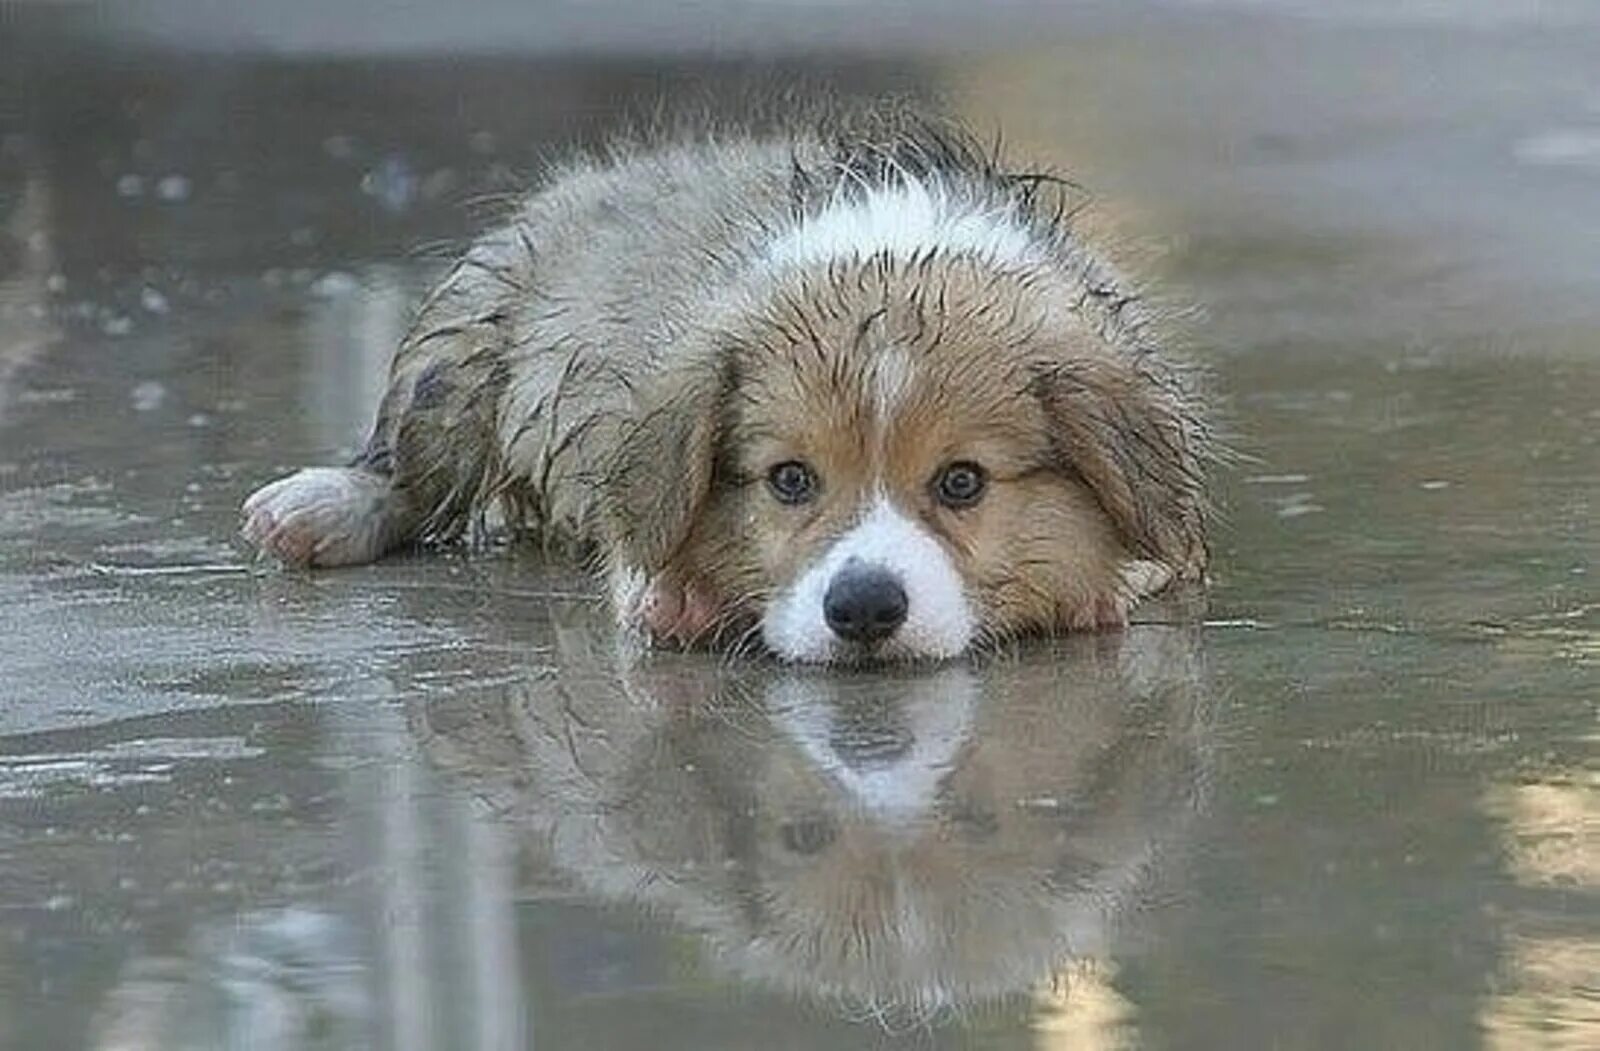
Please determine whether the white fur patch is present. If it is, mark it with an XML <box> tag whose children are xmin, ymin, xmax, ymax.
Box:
<box><xmin>765</xmin><ymin>178</ymin><xmax>1042</xmax><ymax>272</ymax></box>
<box><xmin>762</xmin><ymin>497</ymin><xmax>974</xmax><ymax>662</ymax></box>
<box><xmin>240</xmin><ymin>466</ymin><xmax>393</xmax><ymax>567</ymax></box>
<box><xmin>871</xmin><ymin>346</ymin><xmax>914</xmax><ymax>416</ymax></box>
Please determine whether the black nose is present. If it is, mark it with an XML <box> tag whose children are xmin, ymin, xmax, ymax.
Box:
<box><xmin>823</xmin><ymin>564</ymin><xmax>908</xmax><ymax>644</ymax></box>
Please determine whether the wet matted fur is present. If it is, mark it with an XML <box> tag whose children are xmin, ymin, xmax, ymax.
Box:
<box><xmin>241</xmin><ymin>100</ymin><xmax>1213</xmax><ymax>662</ymax></box>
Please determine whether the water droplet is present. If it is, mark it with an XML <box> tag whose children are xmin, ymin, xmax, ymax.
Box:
<box><xmin>1515</xmin><ymin>128</ymin><xmax>1600</xmax><ymax>169</ymax></box>
<box><xmin>322</xmin><ymin>134</ymin><xmax>357</xmax><ymax>160</ymax></box>
<box><xmin>139</xmin><ymin>286</ymin><xmax>170</xmax><ymax>314</ymax></box>
<box><xmin>156</xmin><ymin>174</ymin><xmax>192</xmax><ymax>202</ymax></box>
<box><xmin>311</xmin><ymin>271</ymin><xmax>359</xmax><ymax>297</ymax></box>
<box><xmin>131</xmin><ymin>380</ymin><xmax>167</xmax><ymax>411</ymax></box>
<box><xmin>361</xmin><ymin>154</ymin><xmax>418</xmax><ymax>213</ymax></box>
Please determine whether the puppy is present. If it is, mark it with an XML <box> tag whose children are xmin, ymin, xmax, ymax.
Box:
<box><xmin>242</xmin><ymin>105</ymin><xmax>1211</xmax><ymax>662</ymax></box>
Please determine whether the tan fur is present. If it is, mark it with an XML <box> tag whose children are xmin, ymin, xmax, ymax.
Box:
<box><xmin>647</xmin><ymin>256</ymin><xmax>1186</xmax><ymax>648</ymax></box>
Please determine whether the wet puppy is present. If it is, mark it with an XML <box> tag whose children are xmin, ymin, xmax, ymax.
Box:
<box><xmin>242</xmin><ymin>106</ymin><xmax>1211</xmax><ymax>662</ymax></box>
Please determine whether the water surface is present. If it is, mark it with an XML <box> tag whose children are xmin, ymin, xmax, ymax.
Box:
<box><xmin>1</xmin><ymin>5</ymin><xmax>1596</xmax><ymax>1048</ymax></box>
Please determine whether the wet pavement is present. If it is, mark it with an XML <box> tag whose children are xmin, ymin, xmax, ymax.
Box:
<box><xmin>1</xmin><ymin>4</ymin><xmax>1597</xmax><ymax>1048</ymax></box>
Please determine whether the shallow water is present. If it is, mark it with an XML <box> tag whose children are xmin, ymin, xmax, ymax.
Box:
<box><xmin>1</xmin><ymin>5</ymin><xmax>1597</xmax><ymax>1049</ymax></box>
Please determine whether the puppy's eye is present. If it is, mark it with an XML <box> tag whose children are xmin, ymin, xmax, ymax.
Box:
<box><xmin>767</xmin><ymin>460</ymin><xmax>818</xmax><ymax>505</ymax></box>
<box><xmin>933</xmin><ymin>461</ymin><xmax>987</xmax><ymax>508</ymax></box>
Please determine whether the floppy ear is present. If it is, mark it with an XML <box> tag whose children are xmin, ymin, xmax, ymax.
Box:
<box><xmin>1032</xmin><ymin>358</ymin><xmax>1209</xmax><ymax>579</ymax></box>
<box><xmin>601</xmin><ymin>355</ymin><xmax>729</xmax><ymax>574</ymax></box>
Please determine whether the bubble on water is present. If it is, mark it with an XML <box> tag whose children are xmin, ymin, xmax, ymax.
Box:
<box><xmin>322</xmin><ymin>134</ymin><xmax>357</xmax><ymax>160</ymax></box>
<box><xmin>17</xmin><ymin>388</ymin><xmax>77</xmax><ymax>406</ymax></box>
<box><xmin>187</xmin><ymin>413</ymin><xmax>212</xmax><ymax>428</ymax></box>
<box><xmin>421</xmin><ymin>167</ymin><xmax>459</xmax><ymax>201</ymax></box>
<box><xmin>311</xmin><ymin>271</ymin><xmax>359</xmax><ymax>298</ymax></box>
<box><xmin>45</xmin><ymin>273</ymin><xmax>67</xmax><ymax>294</ymax></box>
<box><xmin>156</xmin><ymin>174</ymin><xmax>192</xmax><ymax>202</ymax></box>
<box><xmin>139</xmin><ymin>286</ymin><xmax>170</xmax><ymax>314</ymax></box>
<box><xmin>101</xmin><ymin>314</ymin><xmax>134</xmax><ymax>337</ymax></box>
<box><xmin>130</xmin><ymin>380</ymin><xmax>167</xmax><ymax>412</ymax></box>
<box><xmin>115</xmin><ymin>173</ymin><xmax>144</xmax><ymax>198</ymax></box>
<box><xmin>1274</xmin><ymin>491</ymin><xmax>1324</xmax><ymax>518</ymax></box>
<box><xmin>362</xmin><ymin>153</ymin><xmax>418</xmax><ymax>213</ymax></box>
<box><xmin>1514</xmin><ymin>128</ymin><xmax>1600</xmax><ymax>169</ymax></box>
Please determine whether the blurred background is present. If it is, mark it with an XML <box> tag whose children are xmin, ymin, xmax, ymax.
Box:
<box><xmin>1</xmin><ymin>2</ymin><xmax>1596</xmax><ymax>1049</ymax></box>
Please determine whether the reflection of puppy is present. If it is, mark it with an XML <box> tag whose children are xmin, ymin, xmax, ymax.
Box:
<box><xmin>242</xmin><ymin>103</ymin><xmax>1212</xmax><ymax>663</ymax></box>
<box><xmin>415</xmin><ymin>627</ymin><xmax>1209</xmax><ymax>1020</ymax></box>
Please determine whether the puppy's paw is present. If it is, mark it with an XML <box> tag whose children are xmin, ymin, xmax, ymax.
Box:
<box><xmin>1120</xmin><ymin>559</ymin><xmax>1174</xmax><ymax>601</ymax></box>
<box><xmin>1061</xmin><ymin>590</ymin><xmax>1133</xmax><ymax>633</ymax></box>
<box><xmin>612</xmin><ymin>567</ymin><xmax>725</xmax><ymax>647</ymax></box>
<box><xmin>241</xmin><ymin>467</ymin><xmax>395</xmax><ymax>567</ymax></box>
<box><xmin>1064</xmin><ymin>562</ymin><xmax>1174</xmax><ymax>631</ymax></box>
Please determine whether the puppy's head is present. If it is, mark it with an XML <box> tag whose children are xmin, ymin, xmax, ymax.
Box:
<box><xmin>605</xmin><ymin>255</ymin><xmax>1207</xmax><ymax>662</ymax></box>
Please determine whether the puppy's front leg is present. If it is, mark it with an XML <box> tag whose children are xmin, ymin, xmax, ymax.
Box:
<box><xmin>242</xmin><ymin>249</ymin><xmax>517</xmax><ymax>566</ymax></box>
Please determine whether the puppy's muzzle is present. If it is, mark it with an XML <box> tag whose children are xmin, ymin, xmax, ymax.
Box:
<box><xmin>823</xmin><ymin>562</ymin><xmax>909</xmax><ymax>645</ymax></box>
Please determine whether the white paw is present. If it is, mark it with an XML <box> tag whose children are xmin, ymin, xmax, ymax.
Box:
<box><xmin>240</xmin><ymin>467</ymin><xmax>395</xmax><ymax>567</ymax></box>
<box><xmin>1120</xmin><ymin>559</ymin><xmax>1174</xmax><ymax>601</ymax></box>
